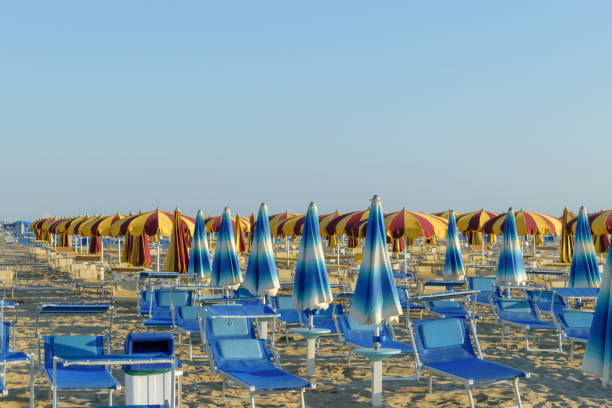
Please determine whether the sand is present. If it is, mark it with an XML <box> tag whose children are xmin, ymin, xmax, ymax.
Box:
<box><xmin>1</xmin><ymin>239</ymin><xmax>611</xmax><ymax>407</ymax></box>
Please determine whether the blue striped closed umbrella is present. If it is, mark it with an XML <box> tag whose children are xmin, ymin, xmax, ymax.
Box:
<box><xmin>496</xmin><ymin>208</ymin><xmax>527</xmax><ymax>285</ymax></box>
<box><xmin>292</xmin><ymin>202</ymin><xmax>333</xmax><ymax>326</ymax></box>
<box><xmin>349</xmin><ymin>196</ymin><xmax>401</xmax><ymax>347</ymax></box>
<box><xmin>211</xmin><ymin>207</ymin><xmax>243</xmax><ymax>289</ymax></box>
<box><xmin>582</xmin><ymin>247</ymin><xmax>612</xmax><ymax>386</ymax></box>
<box><xmin>443</xmin><ymin>210</ymin><xmax>466</xmax><ymax>280</ymax></box>
<box><xmin>569</xmin><ymin>206</ymin><xmax>601</xmax><ymax>288</ymax></box>
<box><xmin>188</xmin><ymin>210</ymin><xmax>212</xmax><ymax>280</ymax></box>
<box><xmin>244</xmin><ymin>203</ymin><xmax>280</xmax><ymax>296</ymax></box>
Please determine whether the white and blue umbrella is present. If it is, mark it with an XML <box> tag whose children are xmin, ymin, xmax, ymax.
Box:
<box><xmin>292</xmin><ymin>202</ymin><xmax>333</xmax><ymax>325</ymax></box>
<box><xmin>244</xmin><ymin>203</ymin><xmax>280</xmax><ymax>297</ymax></box>
<box><xmin>569</xmin><ymin>206</ymin><xmax>601</xmax><ymax>288</ymax></box>
<box><xmin>350</xmin><ymin>196</ymin><xmax>402</xmax><ymax>344</ymax></box>
<box><xmin>187</xmin><ymin>210</ymin><xmax>212</xmax><ymax>280</ymax></box>
<box><xmin>496</xmin><ymin>208</ymin><xmax>527</xmax><ymax>286</ymax></box>
<box><xmin>443</xmin><ymin>210</ymin><xmax>466</xmax><ymax>280</ymax></box>
<box><xmin>582</xmin><ymin>246</ymin><xmax>612</xmax><ymax>386</ymax></box>
<box><xmin>211</xmin><ymin>207</ymin><xmax>243</xmax><ymax>289</ymax></box>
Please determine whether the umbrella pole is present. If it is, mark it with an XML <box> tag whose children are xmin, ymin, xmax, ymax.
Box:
<box><xmin>337</xmin><ymin>239</ymin><xmax>340</xmax><ymax>266</ymax></box>
<box><xmin>86</xmin><ymin>237</ymin><xmax>89</xmax><ymax>254</ymax></box>
<box><xmin>481</xmin><ymin>234</ymin><xmax>484</xmax><ymax>264</ymax></box>
<box><xmin>157</xmin><ymin>239</ymin><xmax>160</xmax><ymax>272</ymax></box>
<box><xmin>371</xmin><ymin>325</ymin><xmax>383</xmax><ymax>406</ymax></box>
<box><xmin>403</xmin><ymin>236</ymin><xmax>407</xmax><ymax>273</ymax></box>
<box><xmin>101</xmin><ymin>238</ymin><xmax>104</xmax><ymax>261</ymax></box>
<box><xmin>118</xmin><ymin>237</ymin><xmax>121</xmax><ymax>262</ymax></box>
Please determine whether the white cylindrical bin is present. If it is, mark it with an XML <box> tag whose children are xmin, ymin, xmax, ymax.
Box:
<box><xmin>125</xmin><ymin>371</ymin><xmax>173</xmax><ymax>405</ymax></box>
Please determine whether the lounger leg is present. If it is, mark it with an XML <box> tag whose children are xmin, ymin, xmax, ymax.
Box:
<box><xmin>189</xmin><ymin>336</ymin><xmax>193</xmax><ymax>361</ymax></box>
<box><xmin>108</xmin><ymin>389</ymin><xmax>113</xmax><ymax>405</ymax></box>
<box><xmin>372</xmin><ymin>360</ymin><xmax>383</xmax><ymax>406</ymax></box>
<box><xmin>467</xmin><ymin>387</ymin><xmax>475</xmax><ymax>408</ymax></box>
<box><xmin>428</xmin><ymin>375</ymin><xmax>433</xmax><ymax>394</ymax></box>
<box><xmin>513</xmin><ymin>378</ymin><xmax>523</xmax><ymax>408</ymax></box>
<box><xmin>178</xmin><ymin>332</ymin><xmax>182</xmax><ymax>347</ymax></box>
<box><xmin>300</xmin><ymin>389</ymin><xmax>306</xmax><ymax>408</ymax></box>
<box><xmin>524</xmin><ymin>329</ymin><xmax>530</xmax><ymax>351</ymax></box>
<box><xmin>569</xmin><ymin>341</ymin><xmax>575</xmax><ymax>360</ymax></box>
<box><xmin>250</xmin><ymin>391</ymin><xmax>255</xmax><ymax>408</ymax></box>
<box><xmin>29</xmin><ymin>353</ymin><xmax>35</xmax><ymax>408</ymax></box>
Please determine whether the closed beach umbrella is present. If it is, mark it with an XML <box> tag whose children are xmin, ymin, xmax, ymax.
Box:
<box><xmin>211</xmin><ymin>207</ymin><xmax>243</xmax><ymax>289</ymax></box>
<box><xmin>496</xmin><ymin>208</ymin><xmax>527</xmax><ymax>286</ymax></box>
<box><xmin>443</xmin><ymin>210</ymin><xmax>466</xmax><ymax>280</ymax></box>
<box><xmin>130</xmin><ymin>235</ymin><xmax>152</xmax><ymax>266</ymax></box>
<box><xmin>581</xmin><ymin>247</ymin><xmax>612</xmax><ymax>386</ymax></box>
<box><xmin>165</xmin><ymin>208</ymin><xmax>191</xmax><ymax>273</ymax></box>
<box><xmin>350</xmin><ymin>195</ymin><xmax>402</xmax><ymax>333</ymax></box>
<box><xmin>292</xmin><ymin>202</ymin><xmax>333</xmax><ymax>321</ymax></box>
<box><xmin>188</xmin><ymin>210</ymin><xmax>212</xmax><ymax>280</ymax></box>
<box><xmin>234</xmin><ymin>213</ymin><xmax>247</xmax><ymax>253</ymax></box>
<box><xmin>89</xmin><ymin>236</ymin><xmax>102</xmax><ymax>254</ymax></box>
<box><xmin>122</xmin><ymin>231</ymin><xmax>135</xmax><ymax>263</ymax></box>
<box><xmin>244</xmin><ymin>203</ymin><xmax>280</xmax><ymax>297</ymax></box>
<box><xmin>560</xmin><ymin>207</ymin><xmax>574</xmax><ymax>263</ymax></box>
<box><xmin>248</xmin><ymin>213</ymin><xmax>256</xmax><ymax>250</ymax></box>
<box><xmin>569</xmin><ymin>207</ymin><xmax>601</xmax><ymax>288</ymax></box>
<box><xmin>594</xmin><ymin>234</ymin><xmax>609</xmax><ymax>254</ymax></box>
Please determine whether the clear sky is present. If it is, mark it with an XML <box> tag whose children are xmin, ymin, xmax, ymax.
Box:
<box><xmin>1</xmin><ymin>1</ymin><xmax>611</xmax><ymax>221</ymax></box>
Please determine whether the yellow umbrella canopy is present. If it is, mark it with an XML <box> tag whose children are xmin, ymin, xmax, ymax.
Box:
<box><xmin>85</xmin><ymin>213</ymin><xmax>127</xmax><ymax>236</ymax></box>
<box><xmin>128</xmin><ymin>209</ymin><xmax>195</xmax><ymax>237</ymax></box>
<box><xmin>560</xmin><ymin>207</ymin><xmax>574</xmax><ymax>263</ymax></box>
<box><xmin>432</xmin><ymin>210</ymin><xmax>463</xmax><ymax>220</ymax></box>
<box><xmin>205</xmin><ymin>214</ymin><xmax>250</xmax><ymax>234</ymax></box>
<box><xmin>483</xmin><ymin>210</ymin><xmax>562</xmax><ymax>236</ymax></box>
<box><xmin>41</xmin><ymin>217</ymin><xmax>61</xmax><ymax>232</ymax></box>
<box><xmin>456</xmin><ymin>209</ymin><xmax>499</xmax><ymax>232</ymax></box>
<box><xmin>109</xmin><ymin>212</ymin><xmax>140</xmax><ymax>236</ymax></box>
<box><xmin>48</xmin><ymin>217</ymin><xmax>75</xmax><ymax>234</ymax></box>
<box><xmin>234</xmin><ymin>213</ymin><xmax>247</xmax><ymax>252</ymax></box>
<box><xmin>66</xmin><ymin>215</ymin><xmax>94</xmax><ymax>235</ymax></box>
<box><xmin>268</xmin><ymin>211</ymin><xmax>299</xmax><ymax>235</ymax></box>
<box><xmin>385</xmin><ymin>209</ymin><xmax>448</xmax><ymax>240</ymax></box>
<box><xmin>165</xmin><ymin>208</ymin><xmax>192</xmax><ymax>273</ymax></box>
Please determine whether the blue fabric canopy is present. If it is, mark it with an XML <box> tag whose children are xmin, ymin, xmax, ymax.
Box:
<box><xmin>443</xmin><ymin>210</ymin><xmax>466</xmax><ymax>280</ymax></box>
<box><xmin>244</xmin><ymin>203</ymin><xmax>280</xmax><ymax>296</ymax></box>
<box><xmin>187</xmin><ymin>210</ymin><xmax>212</xmax><ymax>280</ymax></box>
<box><xmin>349</xmin><ymin>195</ymin><xmax>402</xmax><ymax>326</ymax></box>
<box><xmin>496</xmin><ymin>208</ymin><xmax>527</xmax><ymax>285</ymax></box>
<box><xmin>211</xmin><ymin>207</ymin><xmax>243</xmax><ymax>289</ymax></box>
<box><xmin>569</xmin><ymin>206</ymin><xmax>601</xmax><ymax>288</ymax></box>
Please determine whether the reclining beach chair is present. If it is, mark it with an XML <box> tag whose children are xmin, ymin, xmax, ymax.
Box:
<box><xmin>0</xmin><ymin>267</ymin><xmax>18</xmax><ymax>297</ymax></box>
<box><xmin>143</xmin><ymin>289</ymin><xmax>193</xmax><ymax>330</ymax></box>
<box><xmin>110</xmin><ymin>274</ymin><xmax>139</xmax><ymax>306</ymax></box>
<box><xmin>175</xmin><ymin>305</ymin><xmax>205</xmax><ymax>360</ymax></box>
<box><xmin>494</xmin><ymin>297</ymin><xmax>562</xmax><ymax>352</ymax></box>
<box><xmin>396</xmin><ymin>286</ymin><xmax>426</xmax><ymax>324</ymax></box>
<box><xmin>271</xmin><ymin>296</ymin><xmax>303</xmax><ymax>343</ymax></box>
<box><xmin>526</xmin><ymin>290</ymin><xmax>566</xmax><ymax>316</ymax></box>
<box><xmin>467</xmin><ymin>277</ymin><xmax>496</xmax><ymax>314</ymax></box>
<box><xmin>0</xmin><ymin>318</ymin><xmax>34</xmax><ymax>406</ymax></box>
<box><xmin>44</xmin><ymin>335</ymin><xmax>119</xmax><ymax>408</ymax></box>
<box><xmin>337</xmin><ymin>310</ymin><xmax>420</xmax><ymax>379</ymax></box>
<box><xmin>208</xmin><ymin>338</ymin><xmax>314</xmax><ymax>407</ymax></box>
<box><xmin>413</xmin><ymin>317</ymin><xmax>528</xmax><ymax>408</ymax></box>
<box><xmin>554</xmin><ymin>310</ymin><xmax>593</xmax><ymax>360</ymax></box>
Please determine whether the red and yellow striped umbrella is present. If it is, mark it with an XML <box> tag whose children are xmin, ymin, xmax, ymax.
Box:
<box><xmin>483</xmin><ymin>210</ymin><xmax>562</xmax><ymax>235</ymax></box>
<box><xmin>567</xmin><ymin>209</ymin><xmax>612</xmax><ymax>235</ymax></box>
<box><xmin>129</xmin><ymin>209</ymin><xmax>196</xmax><ymax>237</ymax></box>
<box><xmin>109</xmin><ymin>212</ymin><xmax>140</xmax><ymax>236</ymax></box>
<box><xmin>385</xmin><ymin>209</ymin><xmax>448</xmax><ymax>240</ymax></box>
<box><xmin>278</xmin><ymin>211</ymin><xmax>342</xmax><ymax>238</ymax></box>
<box><xmin>234</xmin><ymin>213</ymin><xmax>247</xmax><ymax>252</ymax></box>
<box><xmin>206</xmin><ymin>214</ymin><xmax>251</xmax><ymax>234</ymax></box>
<box><xmin>456</xmin><ymin>209</ymin><xmax>499</xmax><ymax>232</ymax></box>
<box><xmin>165</xmin><ymin>208</ymin><xmax>192</xmax><ymax>272</ymax></box>
<box><xmin>66</xmin><ymin>215</ymin><xmax>95</xmax><ymax>235</ymax></box>
<box><xmin>84</xmin><ymin>213</ymin><xmax>127</xmax><ymax>237</ymax></box>
<box><xmin>48</xmin><ymin>218</ymin><xmax>72</xmax><ymax>234</ymax></box>
<box><xmin>325</xmin><ymin>210</ymin><xmax>369</xmax><ymax>237</ymax></box>
<box><xmin>268</xmin><ymin>211</ymin><xmax>299</xmax><ymax>235</ymax></box>
<box><xmin>41</xmin><ymin>217</ymin><xmax>62</xmax><ymax>232</ymax></box>
<box><xmin>432</xmin><ymin>210</ymin><xmax>463</xmax><ymax>220</ymax></box>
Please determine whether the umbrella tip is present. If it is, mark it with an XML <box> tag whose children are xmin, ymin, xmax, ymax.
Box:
<box><xmin>371</xmin><ymin>194</ymin><xmax>381</xmax><ymax>202</ymax></box>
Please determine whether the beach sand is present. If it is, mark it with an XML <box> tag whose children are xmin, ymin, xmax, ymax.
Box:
<box><xmin>1</xmin><ymin>240</ymin><xmax>610</xmax><ymax>407</ymax></box>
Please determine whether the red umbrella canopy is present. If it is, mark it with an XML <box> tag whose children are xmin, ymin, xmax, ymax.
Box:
<box><xmin>325</xmin><ymin>210</ymin><xmax>369</xmax><ymax>237</ymax></box>
<box><xmin>385</xmin><ymin>209</ymin><xmax>448</xmax><ymax>239</ymax></box>
<box><xmin>456</xmin><ymin>209</ymin><xmax>499</xmax><ymax>232</ymax></box>
<box><xmin>483</xmin><ymin>210</ymin><xmax>562</xmax><ymax>236</ymax></box>
<box><xmin>566</xmin><ymin>209</ymin><xmax>612</xmax><ymax>235</ymax></box>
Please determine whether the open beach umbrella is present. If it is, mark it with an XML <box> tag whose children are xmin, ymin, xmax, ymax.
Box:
<box><xmin>244</xmin><ymin>203</ymin><xmax>280</xmax><ymax>297</ymax></box>
<box><xmin>582</xmin><ymin>247</ymin><xmax>612</xmax><ymax>386</ymax></box>
<box><xmin>211</xmin><ymin>207</ymin><xmax>243</xmax><ymax>289</ymax></box>
<box><xmin>85</xmin><ymin>213</ymin><xmax>126</xmax><ymax>237</ymax></box>
<box><xmin>385</xmin><ymin>209</ymin><xmax>448</xmax><ymax>240</ymax></box>
<box><xmin>432</xmin><ymin>210</ymin><xmax>463</xmax><ymax>220</ymax></box>
<box><xmin>496</xmin><ymin>208</ymin><xmax>527</xmax><ymax>286</ymax></box>
<box><xmin>443</xmin><ymin>210</ymin><xmax>465</xmax><ymax>280</ymax></box>
<box><xmin>292</xmin><ymin>202</ymin><xmax>333</xmax><ymax>319</ymax></box>
<box><xmin>165</xmin><ymin>208</ymin><xmax>191</xmax><ymax>273</ymax></box>
<box><xmin>234</xmin><ymin>213</ymin><xmax>247</xmax><ymax>253</ymax></box>
<box><xmin>205</xmin><ymin>213</ymin><xmax>251</xmax><ymax>234</ymax></box>
<box><xmin>568</xmin><ymin>207</ymin><xmax>601</xmax><ymax>288</ymax></box>
<box><xmin>188</xmin><ymin>210</ymin><xmax>212</xmax><ymax>280</ymax></box>
<box><xmin>568</xmin><ymin>209</ymin><xmax>612</xmax><ymax>236</ymax></box>
<box><xmin>128</xmin><ymin>209</ymin><xmax>195</xmax><ymax>237</ymax></box>
<box><xmin>560</xmin><ymin>207</ymin><xmax>574</xmax><ymax>263</ymax></box>
<box><xmin>269</xmin><ymin>211</ymin><xmax>299</xmax><ymax>234</ymax></box>
<box><xmin>594</xmin><ymin>234</ymin><xmax>609</xmax><ymax>254</ymax></box>
<box><xmin>483</xmin><ymin>210</ymin><xmax>562</xmax><ymax>236</ymax></box>
<box><xmin>456</xmin><ymin>209</ymin><xmax>498</xmax><ymax>232</ymax></box>
<box><xmin>350</xmin><ymin>196</ymin><xmax>402</xmax><ymax>332</ymax></box>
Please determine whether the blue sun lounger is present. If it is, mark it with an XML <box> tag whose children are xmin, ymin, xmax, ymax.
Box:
<box><xmin>1</xmin><ymin>314</ymin><xmax>34</xmax><ymax>407</ymax></box>
<box><xmin>209</xmin><ymin>338</ymin><xmax>314</xmax><ymax>408</ymax></box>
<box><xmin>56</xmin><ymin>353</ymin><xmax>177</xmax><ymax>408</ymax></box>
<box><xmin>494</xmin><ymin>297</ymin><xmax>562</xmax><ymax>352</ymax></box>
<box><xmin>467</xmin><ymin>277</ymin><xmax>496</xmax><ymax>314</ymax></box>
<box><xmin>336</xmin><ymin>310</ymin><xmax>420</xmax><ymax>380</ymax></box>
<box><xmin>44</xmin><ymin>335</ymin><xmax>119</xmax><ymax>408</ymax></box>
<box><xmin>554</xmin><ymin>310</ymin><xmax>593</xmax><ymax>360</ymax></box>
<box><xmin>175</xmin><ymin>306</ymin><xmax>205</xmax><ymax>360</ymax></box>
<box><xmin>271</xmin><ymin>296</ymin><xmax>303</xmax><ymax>343</ymax></box>
<box><xmin>143</xmin><ymin>289</ymin><xmax>193</xmax><ymax>330</ymax></box>
<box><xmin>413</xmin><ymin>317</ymin><xmax>529</xmax><ymax>408</ymax></box>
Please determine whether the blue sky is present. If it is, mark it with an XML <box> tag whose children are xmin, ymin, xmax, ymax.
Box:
<box><xmin>1</xmin><ymin>1</ymin><xmax>611</xmax><ymax>221</ymax></box>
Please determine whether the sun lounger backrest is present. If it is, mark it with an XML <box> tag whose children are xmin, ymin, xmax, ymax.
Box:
<box><xmin>413</xmin><ymin>318</ymin><xmax>474</xmax><ymax>364</ymax></box>
<box><xmin>274</xmin><ymin>296</ymin><xmax>294</xmax><ymax>311</ymax></box>
<box><xmin>210</xmin><ymin>338</ymin><xmax>275</xmax><ymax>371</ymax></box>
<box><xmin>339</xmin><ymin>314</ymin><xmax>389</xmax><ymax>345</ymax></box>
<box><xmin>429</xmin><ymin>301</ymin><xmax>464</xmax><ymax>310</ymax></box>
<box><xmin>496</xmin><ymin>298</ymin><xmax>536</xmax><ymax>320</ymax></box>
<box><xmin>44</xmin><ymin>335</ymin><xmax>103</xmax><ymax>368</ymax></box>
<box><xmin>467</xmin><ymin>277</ymin><xmax>494</xmax><ymax>292</ymax></box>
<box><xmin>558</xmin><ymin>310</ymin><xmax>593</xmax><ymax>329</ymax></box>
<box><xmin>207</xmin><ymin>317</ymin><xmax>254</xmax><ymax>340</ymax></box>
<box><xmin>526</xmin><ymin>290</ymin><xmax>566</xmax><ymax>313</ymax></box>
<box><xmin>155</xmin><ymin>290</ymin><xmax>192</xmax><ymax>308</ymax></box>
<box><xmin>218</xmin><ymin>339</ymin><xmax>264</xmax><ymax>359</ymax></box>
